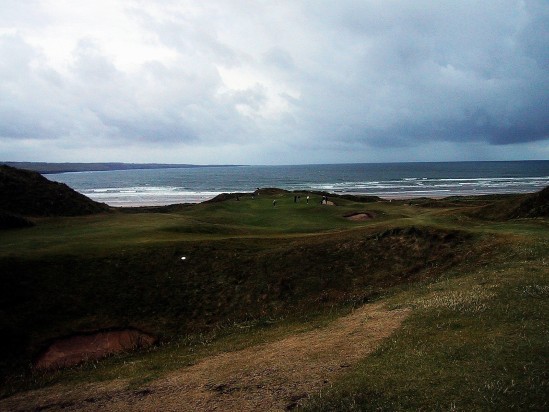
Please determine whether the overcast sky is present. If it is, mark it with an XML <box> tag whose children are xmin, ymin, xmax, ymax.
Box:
<box><xmin>1</xmin><ymin>0</ymin><xmax>548</xmax><ymax>164</ymax></box>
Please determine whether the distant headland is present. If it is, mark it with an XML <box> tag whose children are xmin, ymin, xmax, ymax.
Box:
<box><xmin>0</xmin><ymin>162</ymin><xmax>243</xmax><ymax>174</ymax></box>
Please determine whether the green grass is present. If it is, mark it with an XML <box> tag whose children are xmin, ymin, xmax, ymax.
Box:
<box><xmin>0</xmin><ymin>193</ymin><xmax>397</xmax><ymax>257</ymax></box>
<box><xmin>301</xmin><ymin>237</ymin><xmax>549</xmax><ymax>411</ymax></box>
<box><xmin>0</xmin><ymin>190</ymin><xmax>547</xmax><ymax>409</ymax></box>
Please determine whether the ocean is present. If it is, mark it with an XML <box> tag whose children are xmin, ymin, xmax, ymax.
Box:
<box><xmin>45</xmin><ymin>161</ymin><xmax>549</xmax><ymax>207</ymax></box>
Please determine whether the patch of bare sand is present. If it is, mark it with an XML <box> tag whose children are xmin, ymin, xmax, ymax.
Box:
<box><xmin>35</xmin><ymin>329</ymin><xmax>156</xmax><ymax>370</ymax></box>
<box><xmin>345</xmin><ymin>213</ymin><xmax>374</xmax><ymax>221</ymax></box>
<box><xmin>1</xmin><ymin>303</ymin><xmax>410</xmax><ymax>412</ymax></box>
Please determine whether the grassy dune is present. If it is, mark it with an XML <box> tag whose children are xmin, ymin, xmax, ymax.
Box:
<box><xmin>0</xmin><ymin>189</ymin><xmax>547</xmax><ymax>409</ymax></box>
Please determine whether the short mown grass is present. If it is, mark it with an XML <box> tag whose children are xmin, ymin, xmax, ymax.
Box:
<box><xmin>0</xmin><ymin>193</ymin><xmax>396</xmax><ymax>257</ymax></box>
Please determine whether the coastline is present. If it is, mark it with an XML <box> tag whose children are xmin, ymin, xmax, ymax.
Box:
<box><xmin>42</xmin><ymin>161</ymin><xmax>549</xmax><ymax>208</ymax></box>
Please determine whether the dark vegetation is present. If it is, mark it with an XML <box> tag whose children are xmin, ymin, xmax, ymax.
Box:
<box><xmin>478</xmin><ymin>186</ymin><xmax>549</xmax><ymax>219</ymax></box>
<box><xmin>0</xmin><ymin>165</ymin><xmax>547</xmax><ymax>409</ymax></box>
<box><xmin>411</xmin><ymin>187</ymin><xmax>549</xmax><ymax>220</ymax></box>
<box><xmin>205</xmin><ymin>188</ymin><xmax>382</xmax><ymax>204</ymax></box>
<box><xmin>308</xmin><ymin>191</ymin><xmax>381</xmax><ymax>203</ymax></box>
<box><xmin>0</xmin><ymin>165</ymin><xmax>109</xmax><ymax>217</ymax></box>
<box><xmin>0</xmin><ymin>211</ymin><xmax>34</xmax><ymax>230</ymax></box>
<box><xmin>0</xmin><ymin>226</ymin><xmax>471</xmax><ymax>374</ymax></box>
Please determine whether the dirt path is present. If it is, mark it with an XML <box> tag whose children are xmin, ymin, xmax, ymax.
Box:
<box><xmin>1</xmin><ymin>303</ymin><xmax>410</xmax><ymax>411</ymax></box>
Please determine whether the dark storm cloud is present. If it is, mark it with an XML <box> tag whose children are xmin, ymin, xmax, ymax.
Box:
<box><xmin>283</xmin><ymin>0</ymin><xmax>549</xmax><ymax>148</ymax></box>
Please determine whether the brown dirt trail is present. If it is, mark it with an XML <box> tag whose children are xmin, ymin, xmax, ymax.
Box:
<box><xmin>1</xmin><ymin>303</ymin><xmax>410</xmax><ymax>411</ymax></box>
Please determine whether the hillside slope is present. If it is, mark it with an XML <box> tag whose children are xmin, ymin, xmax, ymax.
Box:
<box><xmin>509</xmin><ymin>186</ymin><xmax>549</xmax><ymax>218</ymax></box>
<box><xmin>468</xmin><ymin>186</ymin><xmax>549</xmax><ymax>220</ymax></box>
<box><xmin>0</xmin><ymin>165</ymin><xmax>109</xmax><ymax>217</ymax></box>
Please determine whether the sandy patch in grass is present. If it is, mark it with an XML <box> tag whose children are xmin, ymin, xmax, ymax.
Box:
<box><xmin>1</xmin><ymin>303</ymin><xmax>409</xmax><ymax>411</ymax></box>
<box><xmin>345</xmin><ymin>212</ymin><xmax>375</xmax><ymax>221</ymax></box>
<box><xmin>34</xmin><ymin>329</ymin><xmax>157</xmax><ymax>370</ymax></box>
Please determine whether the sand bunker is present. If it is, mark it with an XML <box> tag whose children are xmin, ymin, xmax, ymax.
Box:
<box><xmin>34</xmin><ymin>329</ymin><xmax>156</xmax><ymax>370</ymax></box>
<box><xmin>345</xmin><ymin>212</ymin><xmax>375</xmax><ymax>221</ymax></box>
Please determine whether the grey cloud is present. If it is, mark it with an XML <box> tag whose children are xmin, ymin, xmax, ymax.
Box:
<box><xmin>220</xmin><ymin>85</ymin><xmax>268</xmax><ymax>111</ymax></box>
<box><xmin>101</xmin><ymin>115</ymin><xmax>196</xmax><ymax>143</ymax></box>
<box><xmin>1</xmin><ymin>1</ymin><xmax>548</xmax><ymax>163</ymax></box>
<box><xmin>287</xmin><ymin>0</ymin><xmax>549</xmax><ymax>148</ymax></box>
<box><xmin>71</xmin><ymin>39</ymin><xmax>120</xmax><ymax>81</ymax></box>
<box><xmin>0</xmin><ymin>0</ymin><xmax>45</xmax><ymax>28</ymax></box>
<box><xmin>0</xmin><ymin>33</ymin><xmax>254</xmax><ymax>148</ymax></box>
<box><xmin>0</xmin><ymin>35</ymin><xmax>72</xmax><ymax>139</ymax></box>
<box><xmin>128</xmin><ymin>6</ymin><xmax>241</xmax><ymax>67</ymax></box>
<box><xmin>263</xmin><ymin>48</ymin><xmax>295</xmax><ymax>71</ymax></box>
<box><xmin>520</xmin><ymin>1</ymin><xmax>549</xmax><ymax>70</ymax></box>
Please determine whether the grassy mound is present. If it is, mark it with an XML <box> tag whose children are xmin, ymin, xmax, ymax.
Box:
<box><xmin>465</xmin><ymin>186</ymin><xmax>549</xmax><ymax>220</ymax></box>
<box><xmin>0</xmin><ymin>165</ymin><xmax>109</xmax><ymax>217</ymax></box>
<box><xmin>509</xmin><ymin>186</ymin><xmax>549</xmax><ymax>218</ymax></box>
